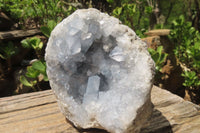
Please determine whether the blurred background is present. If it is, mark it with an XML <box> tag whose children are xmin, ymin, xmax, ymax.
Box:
<box><xmin>0</xmin><ymin>0</ymin><xmax>200</xmax><ymax>105</ymax></box>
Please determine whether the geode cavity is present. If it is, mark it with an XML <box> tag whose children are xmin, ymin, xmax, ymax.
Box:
<box><xmin>45</xmin><ymin>8</ymin><xmax>155</xmax><ymax>133</ymax></box>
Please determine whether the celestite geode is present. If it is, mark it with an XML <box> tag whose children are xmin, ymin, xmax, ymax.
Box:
<box><xmin>45</xmin><ymin>8</ymin><xmax>155</xmax><ymax>133</ymax></box>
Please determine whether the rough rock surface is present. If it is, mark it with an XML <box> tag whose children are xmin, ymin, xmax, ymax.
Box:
<box><xmin>45</xmin><ymin>8</ymin><xmax>155</xmax><ymax>133</ymax></box>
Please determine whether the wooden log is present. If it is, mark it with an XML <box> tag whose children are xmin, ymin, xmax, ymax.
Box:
<box><xmin>144</xmin><ymin>29</ymin><xmax>171</xmax><ymax>36</ymax></box>
<box><xmin>0</xmin><ymin>29</ymin><xmax>42</xmax><ymax>40</ymax></box>
<box><xmin>0</xmin><ymin>86</ymin><xmax>200</xmax><ymax>133</ymax></box>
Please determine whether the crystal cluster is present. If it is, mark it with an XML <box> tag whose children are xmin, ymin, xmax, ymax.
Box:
<box><xmin>45</xmin><ymin>8</ymin><xmax>155</xmax><ymax>133</ymax></box>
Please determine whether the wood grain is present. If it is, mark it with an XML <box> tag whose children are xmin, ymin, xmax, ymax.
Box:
<box><xmin>0</xmin><ymin>86</ymin><xmax>200</xmax><ymax>133</ymax></box>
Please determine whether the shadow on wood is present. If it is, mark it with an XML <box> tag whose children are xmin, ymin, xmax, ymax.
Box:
<box><xmin>141</xmin><ymin>109</ymin><xmax>173</xmax><ymax>133</ymax></box>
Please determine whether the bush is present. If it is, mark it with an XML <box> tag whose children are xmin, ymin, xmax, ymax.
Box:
<box><xmin>0</xmin><ymin>0</ymin><xmax>76</xmax><ymax>27</ymax></box>
<box><xmin>170</xmin><ymin>15</ymin><xmax>200</xmax><ymax>90</ymax></box>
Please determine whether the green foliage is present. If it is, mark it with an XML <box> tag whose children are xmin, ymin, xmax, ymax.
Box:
<box><xmin>40</xmin><ymin>20</ymin><xmax>57</xmax><ymax>38</ymax></box>
<box><xmin>106</xmin><ymin>0</ymin><xmax>114</xmax><ymax>4</ymax></box>
<box><xmin>19</xmin><ymin>16</ymin><xmax>58</xmax><ymax>91</ymax></box>
<box><xmin>181</xmin><ymin>71</ymin><xmax>200</xmax><ymax>87</ymax></box>
<box><xmin>109</xmin><ymin>0</ymin><xmax>151</xmax><ymax>37</ymax></box>
<box><xmin>27</xmin><ymin>60</ymin><xmax>48</xmax><ymax>81</ymax></box>
<box><xmin>135</xmin><ymin>28</ymin><xmax>147</xmax><ymax>38</ymax></box>
<box><xmin>0</xmin><ymin>0</ymin><xmax>76</xmax><ymax>26</ymax></box>
<box><xmin>21</xmin><ymin>37</ymin><xmax>43</xmax><ymax>50</ymax></box>
<box><xmin>144</xmin><ymin>6</ymin><xmax>153</xmax><ymax>14</ymax></box>
<box><xmin>20</xmin><ymin>75</ymin><xmax>34</xmax><ymax>87</ymax></box>
<box><xmin>20</xmin><ymin>60</ymin><xmax>48</xmax><ymax>88</ymax></box>
<box><xmin>26</xmin><ymin>66</ymin><xmax>40</xmax><ymax>79</ymax></box>
<box><xmin>0</xmin><ymin>42</ymin><xmax>18</xmax><ymax>59</ymax></box>
<box><xmin>148</xmin><ymin>46</ymin><xmax>168</xmax><ymax>73</ymax></box>
<box><xmin>155</xmin><ymin>24</ymin><xmax>164</xmax><ymax>29</ymax></box>
<box><xmin>32</xmin><ymin>60</ymin><xmax>47</xmax><ymax>79</ymax></box>
<box><xmin>170</xmin><ymin>15</ymin><xmax>200</xmax><ymax>89</ymax></box>
<box><xmin>20</xmin><ymin>36</ymin><xmax>48</xmax><ymax>89</ymax></box>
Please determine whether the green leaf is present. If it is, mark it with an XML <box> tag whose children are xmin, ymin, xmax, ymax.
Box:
<box><xmin>26</xmin><ymin>66</ymin><xmax>40</xmax><ymax>78</ymax></box>
<box><xmin>148</xmin><ymin>46</ymin><xmax>168</xmax><ymax>73</ymax></box>
<box><xmin>148</xmin><ymin>48</ymin><xmax>155</xmax><ymax>53</ymax></box>
<box><xmin>197</xmin><ymin>81</ymin><xmax>200</xmax><ymax>86</ymax></box>
<box><xmin>41</xmin><ymin>20</ymin><xmax>57</xmax><ymax>37</ymax></box>
<box><xmin>190</xmin><ymin>71</ymin><xmax>196</xmax><ymax>77</ymax></box>
<box><xmin>106</xmin><ymin>0</ymin><xmax>113</xmax><ymax>4</ymax></box>
<box><xmin>43</xmin><ymin>74</ymin><xmax>49</xmax><ymax>81</ymax></box>
<box><xmin>186</xmin><ymin>22</ymin><xmax>192</xmax><ymax>27</ymax></box>
<box><xmin>179</xmin><ymin>15</ymin><xmax>185</xmax><ymax>25</ymax></box>
<box><xmin>157</xmin><ymin>46</ymin><xmax>163</xmax><ymax>55</ymax></box>
<box><xmin>29</xmin><ymin>37</ymin><xmax>41</xmax><ymax>50</ymax></box>
<box><xmin>194</xmin><ymin>42</ymin><xmax>200</xmax><ymax>49</ymax></box>
<box><xmin>21</xmin><ymin>37</ymin><xmax>42</xmax><ymax>50</ymax></box>
<box><xmin>32</xmin><ymin>60</ymin><xmax>46</xmax><ymax>73</ymax></box>
<box><xmin>20</xmin><ymin>76</ymin><xmax>33</xmax><ymax>87</ymax></box>
<box><xmin>189</xmin><ymin>27</ymin><xmax>195</xmax><ymax>34</ymax></box>
<box><xmin>132</xmin><ymin>4</ymin><xmax>136</xmax><ymax>13</ymax></box>
<box><xmin>183</xmin><ymin>82</ymin><xmax>187</xmax><ymax>86</ymax></box>
<box><xmin>0</xmin><ymin>42</ymin><xmax>18</xmax><ymax>59</ymax></box>
<box><xmin>160</xmin><ymin>53</ymin><xmax>168</xmax><ymax>64</ymax></box>
<box><xmin>32</xmin><ymin>80</ymin><xmax>37</xmax><ymax>85</ymax></box>
<box><xmin>148</xmin><ymin>48</ymin><xmax>158</xmax><ymax>61</ymax></box>
<box><xmin>113</xmin><ymin>7</ymin><xmax>122</xmax><ymax>16</ymax></box>
<box><xmin>40</xmin><ymin>26</ymin><xmax>50</xmax><ymax>38</ymax></box>
<box><xmin>117</xmin><ymin>7</ymin><xmax>122</xmax><ymax>15</ymax></box>
<box><xmin>151</xmin><ymin>53</ymin><xmax>159</xmax><ymax>63</ymax></box>
<box><xmin>172</xmin><ymin>20</ymin><xmax>178</xmax><ymax>26</ymax></box>
<box><xmin>0</xmin><ymin>53</ymin><xmax>6</xmax><ymax>59</ymax></box>
<box><xmin>145</xmin><ymin>6</ymin><xmax>153</xmax><ymax>14</ymax></box>
<box><xmin>21</xmin><ymin>39</ymin><xmax>31</xmax><ymax>48</ymax></box>
<box><xmin>47</xmin><ymin>20</ymin><xmax>57</xmax><ymax>31</ymax></box>
<box><xmin>68</xmin><ymin>5</ymin><xmax>73</xmax><ymax>11</ymax></box>
<box><xmin>38</xmin><ymin>42</ymin><xmax>43</xmax><ymax>50</ymax></box>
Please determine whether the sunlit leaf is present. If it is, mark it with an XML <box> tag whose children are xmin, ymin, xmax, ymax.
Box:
<box><xmin>157</xmin><ymin>46</ymin><xmax>163</xmax><ymax>55</ymax></box>
<box><xmin>132</xmin><ymin>4</ymin><xmax>136</xmax><ymax>13</ymax></box>
<box><xmin>29</xmin><ymin>37</ymin><xmax>41</xmax><ymax>50</ymax></box>
<box><xmin>38</xmin><ymin>42</ymin><xmax>43</xmax><ymax>50</ymax></box>
<box><xmin>145</xmin><ymin>6</ymin><xmax>152</xmax><ymax>14</ymax></box>
<box><xmin>43</xmin><ymin>74</ymin><xmax>49</xmax><ymax>81</ymax></box>
<box><xmin>40</xmin><ymin>26</ymin><xmax>50</xmax><ymax>38</ymax></box>
<box><xmin>26</xmin><ymin>66</ymin><xmax>40</xmax><ymax>78</ymax></box>
<box><xmin>106</xmin><ymin>0</ymin><xmax>113</xmax><ymax>4</ymax></box>
<box><xmin>32</xmin><ymin>60</ymin><xmax>46</xmax><ymax>73</ymax></box>
<box><xmin>47</xmin><ymin>20</ymin><xmax>57</xmax><ymax>32</ymax></box>
<box><xmin>20</xmin><ymin>76</ymin><xmax>33</xmax><ymax>87</ymax></box>
<box><xmin>21</xmin><ymin>39</ymin><xmax>31</xmax><ymax>48</ymax></box>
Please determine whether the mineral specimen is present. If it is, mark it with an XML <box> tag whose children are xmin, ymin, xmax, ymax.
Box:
<box><xmin>45</xmin><ymin>8</ymin><xmax>155</xmax><ymax>133</ymax></box>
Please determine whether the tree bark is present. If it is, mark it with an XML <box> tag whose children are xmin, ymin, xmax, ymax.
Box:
<box><xmin>164</xmin><ymin>2</ymin><xmax>173</xmax><ymax>24</ymax></box>
<box><xmin>193</xmin><ymin>0</ymin><xmax>200</xmax><ymax>31</ymax></box>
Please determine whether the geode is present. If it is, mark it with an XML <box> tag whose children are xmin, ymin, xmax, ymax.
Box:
<box><xmin>45</xmin><ymin>8</ymin><xmax>155</xmax><ymax>133</ymax></box>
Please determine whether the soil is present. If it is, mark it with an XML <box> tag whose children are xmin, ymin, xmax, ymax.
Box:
<box><xmin>0</xmin><ymin>11</ymin><xmax>13</xmax><ymax>31</ymax></box>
